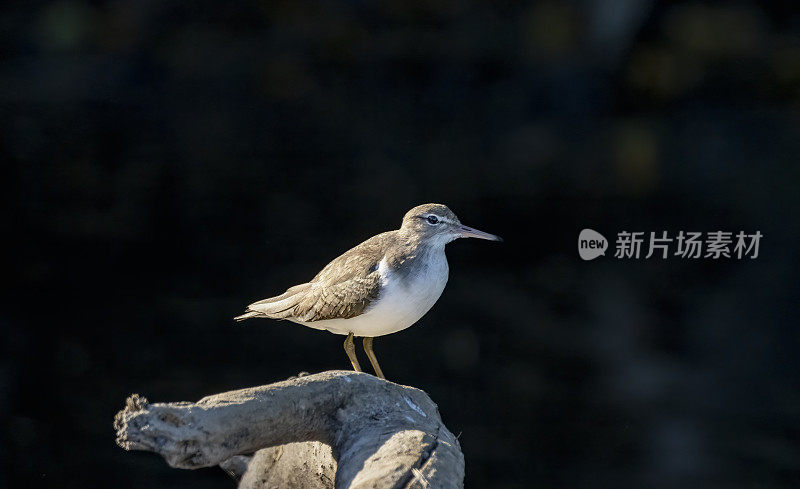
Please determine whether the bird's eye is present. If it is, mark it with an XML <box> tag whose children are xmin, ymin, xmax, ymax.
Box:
<box><xmin>426</xmin><ymin>215</ymin><xmax>439</xmax><ymax>225</ymax></box>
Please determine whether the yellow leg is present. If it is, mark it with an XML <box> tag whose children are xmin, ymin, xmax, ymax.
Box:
<box><xmin>363</xmin><ymin>337</ymin><xmax>385</xmax><ymax>379</ymax></box>
<box><xmin>344</xmin><ymin>332</ymin><xmax>361</xmax><ymax>372</ymax></box>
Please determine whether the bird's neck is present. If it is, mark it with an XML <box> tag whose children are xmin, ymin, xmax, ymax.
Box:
<box><xmin>396</xmin><ymin>230</ymin><xmax>447</xmax><ymax>258</ymax></box>
<box><xmin>385</xmin><ymin>231</ymin><xmax>448</xmax><ymax>277</ymax></box>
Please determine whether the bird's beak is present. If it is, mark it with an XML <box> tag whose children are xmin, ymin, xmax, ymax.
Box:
<box><xmin>458</xmin><ymin>224</ymin><xmax>503</xmax><ymax>241</ymax></box>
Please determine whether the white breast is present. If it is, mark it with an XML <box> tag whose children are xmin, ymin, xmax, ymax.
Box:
<box><xmin>294</xmin><ymin>252</ymin><xmax>449</xmax><ymax>337</ymax></box>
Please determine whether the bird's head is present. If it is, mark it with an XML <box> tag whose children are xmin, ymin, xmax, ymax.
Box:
<box><xmin>400</xmin><ymin>203</ymin><xmax>502</xmax><ymax>246</ymax></box>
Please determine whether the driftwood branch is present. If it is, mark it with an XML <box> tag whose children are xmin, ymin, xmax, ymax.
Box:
<box><xmin>114</xmin><ymin>370</ymin><xmax>464</xmax><ymax>488</ymax></box>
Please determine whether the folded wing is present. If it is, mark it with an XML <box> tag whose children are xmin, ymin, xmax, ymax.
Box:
<box><xmin>234</xmin><ymin>231</ymin><xmax>394</xmax><ymax>323</ymax></box>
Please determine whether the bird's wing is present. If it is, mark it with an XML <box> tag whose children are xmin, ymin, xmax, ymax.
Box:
<box><xmin>292</xmin><ymin>273</ymin><xmax>382</xmax><ymax>321</ymax></box>
<box><xmin>291</xmin><ymin>231</ymin><xmax>395</xmax><ymax>322</ymax></box>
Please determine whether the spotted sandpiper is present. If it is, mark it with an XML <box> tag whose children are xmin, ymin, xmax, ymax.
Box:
<box><xmin>234</xmin><ymin>203</ymin><xmax>501</xmax><ymax>379</ymax></box>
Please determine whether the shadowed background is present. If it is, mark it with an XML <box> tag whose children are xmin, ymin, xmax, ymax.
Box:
<box><xmin>3</xmin><ymin>1</ymin><xmax>800</xmax><ymax>488</ymax></box>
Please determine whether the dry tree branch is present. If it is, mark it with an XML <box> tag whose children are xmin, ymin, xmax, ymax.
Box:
<box><xmin>114</xmin><ymin>370</ymin><xmax>464</xmax><ymax>488</ymax></box>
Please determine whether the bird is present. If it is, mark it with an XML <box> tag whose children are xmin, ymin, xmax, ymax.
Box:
<box><xmin>234</xmin><ymin>203</ymin><xmax>501</xmax><ymax>379</ymax></box>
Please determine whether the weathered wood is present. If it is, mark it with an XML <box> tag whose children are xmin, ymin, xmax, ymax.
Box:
<box><xmin>220</xmin><ymin>442</ymin><xmax>336</xmax><ymax>488</ymax></box>
<box><xmin>114</xmin><ymin>370</ymin><xmax>464</xmax><ymax>488</ymax></box>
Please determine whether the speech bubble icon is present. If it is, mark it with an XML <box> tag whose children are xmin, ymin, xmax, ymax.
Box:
<box><xmin>578</xmin><ymin>229</ymin><xmax>608</xmax><ymax>260</ymax></box>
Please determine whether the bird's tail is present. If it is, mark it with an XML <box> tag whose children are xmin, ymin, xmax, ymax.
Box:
<box><xmin>233</xmin><ymin>311</ymin><xmax>264</xmax><ymax>322</ymax></box>
<box><xmin>233</xmin><ymin>283</ymin><xmax>312</xmax><ymax>322</ymax></box>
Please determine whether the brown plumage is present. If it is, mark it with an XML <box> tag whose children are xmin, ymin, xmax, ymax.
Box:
<box><xmin>234</xmin><ymin>232</ymin><xmax>386</xmax><ymax>322</ymax></box>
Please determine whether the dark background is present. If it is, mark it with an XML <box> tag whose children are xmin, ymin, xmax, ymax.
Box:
<box><xmin>3</xmin><ymin>1</ymin><xmax>800</xmax><ymax>488</ymax></box>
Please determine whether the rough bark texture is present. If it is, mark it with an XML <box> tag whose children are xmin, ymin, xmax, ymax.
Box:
<box><xmin>114</xmin><ymin>370</ymin><xmax>464</xmax><ymax>489</ymax></box>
